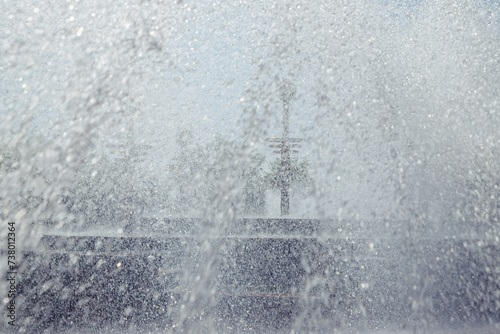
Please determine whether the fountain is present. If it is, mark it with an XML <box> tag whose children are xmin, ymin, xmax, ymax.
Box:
<box><xmin>2</xmin><ymin>1</ymin><xmax>500</xmax><ymax>333</ymax></box>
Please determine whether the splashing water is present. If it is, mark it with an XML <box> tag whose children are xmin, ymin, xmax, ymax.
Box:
<box><xmin>1</xmin><ymin>0</ymin><xmax>499</xmax><ymax>333</ymax></box>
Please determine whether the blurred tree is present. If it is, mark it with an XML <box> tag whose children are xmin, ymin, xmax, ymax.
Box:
<box><xmin>167</xmin><ymin>132</ymin><xmax>268</xmax><ymax>217</ymax></box>
<box><xmin>263</xmin><ymin>156</ymin><xmax>312</xmax><ymax>192</ymax></box>
<box><xmin>453</xmin><ymin>164</ymin><xmax>500</xmax><ymax>235</ymax></box>
<box><xmin>60</xmin><ymin>150</ymin><xmax>161</xmax><ymax>231</ymax></box>
<box><xmin>0</xmin><ymin>145</ymin><xmax>20</xmax><ymax>173</ymax></box>
<box><xmin>242</xmin><ymin>153</ymin><xmax>267</xmax><ymax>215</ymax></box>
<box><xmin>0</xmin><ymin>136</ymin><xmax>52</xmax><ymax>220</ymax></box>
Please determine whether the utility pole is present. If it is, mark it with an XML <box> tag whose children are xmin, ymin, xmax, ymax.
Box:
<box><xmin>268</xmin><ymin>81</ymin><xmax>302</xmax><ymax>216</ymax></box>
